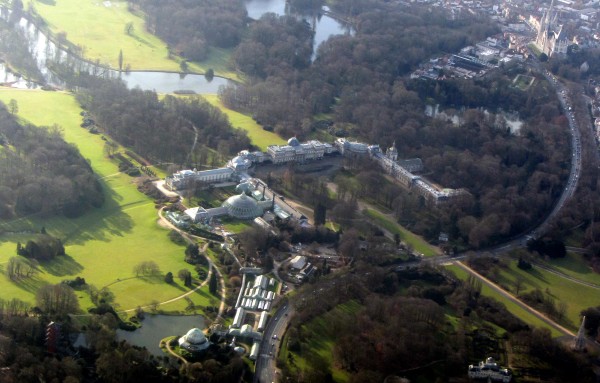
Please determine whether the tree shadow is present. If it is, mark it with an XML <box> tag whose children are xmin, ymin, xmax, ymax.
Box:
<box><xmin>60</xmin><ymin>177</ymin><xmax>138</xmax><ymax>245</ymax></box>
<box><xmin>41</xmin><ymin>254</ymin><xmax>84</xmax><ymax>277</ymax></box>
<box><xmin>526</xmin><ymin>267</ymin><xmax>548</xmax><ymax>285</ymax></box>
<box><xmin>12</xmin><ymin>275</ymin><xmax>47</xmax><ymax>293</ymax></box>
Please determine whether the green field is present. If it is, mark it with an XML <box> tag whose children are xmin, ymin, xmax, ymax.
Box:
<box><xmin>0</xmin><ymin>88</ymin><xmax>198</xmax><ymax>312</ymax></box>
<box><xmin>204</xmin><ymin>95</ymin><xmax>286</xmax><ymax>151</ymax></box>
<box><xmin>26</xmin><ymin>0</ymin><xmax>239</xmax><ymax>79</ymax></box>
<box><xmin>364</xmin><ymin>208</ymin><xmax>439</xmax><ymax>257</ymax></box>
<box><xmin>492</xmin><ymin>259</ymin><xmax>598</xmax><ymax>330</ymax></box>
<box><xmin>446</xmin><ymin>265</ymin><xmax>563</xmax><ymax>337</ymax></box>
<box><xmin>543</xmin><ymin>252</ymin><xmax>600</xmax><ymax>286</ymax></box>
<box><xmin>284</xmin><ymin>301</ymin><xmax>361</xmax><ymax>382</ymax></box>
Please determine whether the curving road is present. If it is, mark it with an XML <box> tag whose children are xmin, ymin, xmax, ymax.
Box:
<box><xmin>254</xmin><ymin>304</ymin><xmax>292</xmax><ymax>383</ymax></box>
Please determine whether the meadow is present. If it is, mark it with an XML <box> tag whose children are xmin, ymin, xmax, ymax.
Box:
<box><xmin>542</xmin><ymin>252</ymin><xmax>600</xmax><ymax>285</ymax></box>
<box><xmin>203</xmin><ymin>94</ymin><xmax>286</xmax><ymax>151</ymax></box>
<box><xmin>0</xmin><ymin>88</ymin><xmax>198</xmax><ymax>311</ymax></box>
<box><xmin>282</xmin><ymin>301</ymin><xmax>360</xmax><ymax>382</ymax></box>
<box><xmin>25</xmin><ymin>0</ymin><xmax>239</xmax><ymax>79</ymax></box>
<box><xmin>446</xmin><ymin>264</ymin><xmax>564</xmax><ymax>337</ymax></box>
<box><xmin>490</xmin><ymin>258</ymin><xmax>598</xmax><ymax>330</ymax></box>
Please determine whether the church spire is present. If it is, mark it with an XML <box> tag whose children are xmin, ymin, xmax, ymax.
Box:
<box><xmin>572</xmin><ymin>316</ymin><xmax>587</xmax><ymax>351</ymax></box>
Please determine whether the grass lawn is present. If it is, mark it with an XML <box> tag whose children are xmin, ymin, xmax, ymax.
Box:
<box><xmin>222</xmin><ymin>221</ymin><xmax>252</xmax><ymax>234</ymax></box>
<box><xmin>26</xmin><ymin>0</ymin><xmax>239</xmax><ymax>79</ymax></box>
<box><xmin>445</xmin><ymin>265</ymin><xmax>563</xmax><ymax>337</ymax></box>
<box><xmin>542</xmin><ymin>252</ymin><xmax>600</xmax><ymax>286</ymax></box>
<box><xmin>0</xmin><ymin>88</ymin><xmax>197</xmax><ymax>311</ymax></box>
<box><xmin>28</xmin><ymin>0</ymin><xmax>177</xmax><ymax>71</ymax></box>
<box><xmin>203</xmin><ymin>95</ymin><xmax>286</xmax><ymax>151</ymax></box>
<box><xmin>364</xmin><ymin>208</ymin><xmax>439</xmax><ymax>257</ymax></box>
<box><xmin>287</xmin><ymin>300</ymin><xmax>361</xmax><ymax>382</ymax></box>
<box><xmin>492</xmin><ymin>260</ymin><xmax>598</xmax><ymax>330</ymax></box>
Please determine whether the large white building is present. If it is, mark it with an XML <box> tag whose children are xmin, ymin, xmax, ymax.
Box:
<box><xmin>165</xmin><ymin>167</ymin><xmax>234</xmax><ymax>190</ymax></box>
<box><xmin>468</xmin><ymin>357</ymin><xmax>512</xmax><ymax>382</ymax></box>
<box><xmin>267</xmin><ymin>137</ymin><xmax>334</xmax><ymax>164</ymax></box>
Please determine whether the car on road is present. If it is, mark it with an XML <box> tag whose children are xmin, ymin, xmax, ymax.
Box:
<box><xmin>272</xmin><ymin>334</ymin><xmax>278</xmax><ymax>339</ymax></box>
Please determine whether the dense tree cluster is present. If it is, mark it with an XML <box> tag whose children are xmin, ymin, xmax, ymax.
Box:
<box><xmin>220</xmin><ymin>4</ymin><xmax>499</xmax><ymax>137</ymax></box>
<box><xmin>283</xmin><ymin>265</ymin><xmax>596</xmax><ymax>383</ymax></box>
<box><xmin>130</xmin><ymin>0</ymin><xmax>246</xmax><ymax>61</ymax></box>
<box><xmin>76</xmin><ymin>79</ymin><xmax>251</xmax><ymax>165</ymax></box>
<box><xmin>0</xmin><ymin>103</ymin><xmax>104</xmax><ymax>219</ymax></box>
<box><xmin>233</xmin><ymin>14</ymin><xmax>313</xmax><ymax>79</ymax></box>
<box><xmin>17</xmin><ymin>234</ymin><xmax>65</xmax><ymax>260</ymax></box>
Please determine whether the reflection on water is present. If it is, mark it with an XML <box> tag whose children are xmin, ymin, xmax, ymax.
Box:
<box><xmin>2</xmin><ymin>9</ymin><xmax>233</xmax><ymax>94</ymax></box>
<box><xmin>120</xmin><ymin>71</ymin><xmax>231</xmax><ymax>94</ymax></box>
<box><xmin>244</xmin><ymin>0</ymin><xmax>353</xmax><ymax>58</ymax></box>
<box><xmin>116</xmin><ymin>314</ymin><xmax>205</xmax><ymax>357</ymax></box>
<box><xmin>1</xmin><ymin>0</ymin><xmax>353</xmax><ymax>91</ymax></box>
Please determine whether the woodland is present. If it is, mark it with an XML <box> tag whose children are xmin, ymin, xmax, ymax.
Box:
<box><xmin>0</xmin><ymin>103</ymin><xmax>104</xmax><ymax>219</ymax></box>
<box><xmin>75</xmin><ymin>79</ymin><xmax>252</xmax><ymax>165</ymax></box>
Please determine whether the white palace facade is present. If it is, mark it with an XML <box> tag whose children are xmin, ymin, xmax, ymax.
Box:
<box><xmin>165</xmin><ymin>136</ymin><xmax>469</xmax><ymax>205</ymax></box>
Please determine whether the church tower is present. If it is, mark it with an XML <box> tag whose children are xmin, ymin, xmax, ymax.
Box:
<box><xmin>386</xmin><ymin>141</ymin><xmax>398</xmax><ymax>161</ymax></box>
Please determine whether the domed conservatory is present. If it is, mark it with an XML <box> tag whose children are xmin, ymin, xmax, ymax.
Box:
<box><xmin>221</xmin><ymin>193</ymin><xmax>265</xmax><ymax>219</ymax></box>
<box><xmin>178</xmin><ymin>328</ymin><xmax>210</xmax><ymax>352</ymax></box>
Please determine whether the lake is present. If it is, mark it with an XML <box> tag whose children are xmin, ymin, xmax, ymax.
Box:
<box><xmin>116</xmin><ymin>314</ymin><xmax>205</xmax><ymax>356</ymax></box>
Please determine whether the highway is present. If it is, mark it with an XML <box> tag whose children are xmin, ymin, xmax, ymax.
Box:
<box><xmin>254</xmin><ymin>303</ymin><xmax>292</xmax><ymax>383</ymax></box>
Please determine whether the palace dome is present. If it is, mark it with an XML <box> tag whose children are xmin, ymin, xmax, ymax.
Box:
<box><xmin>222</xmin><ymin>193</ymin><xmax>264</xmax><ymax>219</ymax></box>
<box><xmin>178</xmin><ymin>328</ymin><xmax>210</xmax><ymax>352</ymax></box>
<box><xmin>287</xmin><ymin>137</ymin><xmax>300</xmax><ymax>147</ymax></box>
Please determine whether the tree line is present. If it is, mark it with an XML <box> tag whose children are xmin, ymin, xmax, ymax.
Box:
<box><xmin>281</xmin><ymin>263</ymin><xmax>596</xmax><ymax>383</ymax></box>
<box><xmin>0</xmin><ymin>102</ymin><xmax>104</xmax><ymax>219</ymax></box>
<box><xmin>128</xmin><ymin>0</ymin><xmax>247</xmax><ymax>62</ymax></box>
<box><xmin>75</xmin><ymin>78</ymin><xmax>252</xmax><ymax>166</ymax></box>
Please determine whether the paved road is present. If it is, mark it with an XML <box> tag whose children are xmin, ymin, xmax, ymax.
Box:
<box><xmin>254</xmin><ymin>303</ymin><xmax>292</xmax><ymax>383</ymax></box>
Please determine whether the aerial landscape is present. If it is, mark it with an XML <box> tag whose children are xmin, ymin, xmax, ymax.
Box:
<box><xmin>0</xmin><ymin>0</ymin><xmax>600</xmax><ymax>382</ymax></box>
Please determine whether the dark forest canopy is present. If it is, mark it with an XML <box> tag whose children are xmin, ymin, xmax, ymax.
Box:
<box><xmin>0</xmin><ymin>103</ymin><xmax>104</xmax><ymax>219</ymax></box>
<box><xmin>220</xmin><ymin>4</ymin><xmax>500</xmax><ymax>137</ymax></box>
<box><xmin>75</xmin><ymin>79</ymin><xmax>252</xmax><ymax>165</ymax></box>
<box><xmin>129</xmin><ymin>0</ymin><xmax>247</xmax><ymax>61</ymax></box>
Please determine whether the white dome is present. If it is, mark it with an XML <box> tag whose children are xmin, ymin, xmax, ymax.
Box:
<box><xmin>288</xmin><ymin>137</ymin><xmax>300</xmax><ymax>147</ymax></box>
<box><xmin>178</xmin><ymin>328</ymin><xmax>210</xmax><ymax>352</ymax></box>
<box><xmin>222</xmin><ymin>193</ymin><xmax>263</xmax><ymax>219</ymax></box>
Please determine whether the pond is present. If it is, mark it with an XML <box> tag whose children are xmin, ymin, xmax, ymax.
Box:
<box><xmin>244</xmin><ymin>0</ymin><xmax>353</xmax><ymax>59</ymax></box>
<box><xmin>1</xmin><ymin>11</ymin><xmax>234</xmax><ymax>94</ymax></box>
<box><xmin>116</xmin><ymin>314</ymin><xmax>205</xmax><ymax>357</ymax></box>
<box><xmin>2</xmin><ymin>0</ymin><xmax>352</xmax><ymax>91</ymax></box>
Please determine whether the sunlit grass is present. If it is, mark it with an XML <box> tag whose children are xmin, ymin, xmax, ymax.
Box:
<box><xmin>364</xmin><ymin>208</ymin><xmax>439</xmax><ymax>257</ymax></box>
<box><xmin>203</xmin><ymin>94</ymin><xmax>286</xmax><ymax>151</ymax></box>
<box><xmin>0</xmin><ymin>89</ymin><xmax>196</xmax><ymax>311</ymax></box>
<box><xmin>493</xmin><ymin>259</ymin><xmax>597</xmax><ymax>330</ymax></box>
<box><xmin>445</xmin><ymin>264</ymin><xmax>563</xmax><ymax>337</ymax></box>
<box><xmin>26</xmin><ymin>0</ymin><xmax>239</xmax><ymax>79</ymax></box>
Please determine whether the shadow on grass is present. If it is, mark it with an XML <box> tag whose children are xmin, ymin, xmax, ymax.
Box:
<box><xmin>194</xmin><ymin>287</ymin><xmax>218</xmax><ymax>305</ymax></box>
<box><xmin>60</xmin><ymin>177</ymin><xmax>137</xmax><ymax>245</ymax></box>
<box><xmin>12</xmin><ymin>275</ymin><xmax>47</xmax><ymax>293</ymax></box>
<box><xmin>527</xmin><ymin>267</ymin><xmax>549</xmax><ymax>285</ymax></box>
<box><xmin>41</xmin><ymin>254</ymin><xmax>83</xmax><ymax>277</ymax></box>
<box><xmin>130</xmin><ymin>32</ymin><xmax>155</xmax><ymax>49</ymax></box>
<box><xmin>551</xmin><ymin>255</ymin><xmax>593</xmax><ymax>276</ymax></box>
